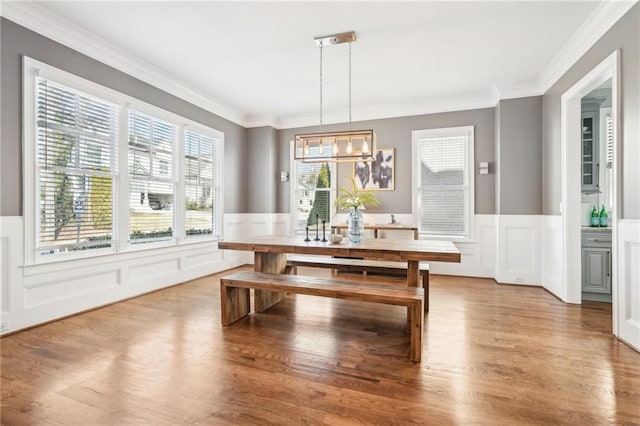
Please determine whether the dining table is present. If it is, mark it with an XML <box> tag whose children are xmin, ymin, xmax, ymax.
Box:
<box><xmin>218</xmin><ymin>235</ymin><xmax>461</xmax><ymax>312</ymax></box>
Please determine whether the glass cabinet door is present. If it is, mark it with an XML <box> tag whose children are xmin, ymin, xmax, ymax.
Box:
<box><xmin>581</xmin><ymin>112</ymin><xmax>599</xmax><ymax>192</ymax></box>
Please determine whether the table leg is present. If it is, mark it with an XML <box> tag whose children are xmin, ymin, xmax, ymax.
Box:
<box><xmin>406</xmin><ymin>260</ymin><xmax>420</xmax><ymax>331</ymax></box>
<box><xmin>254</xmin><ymin>252</ymin><xmax>287</xmax><ymax>312</ymax></box>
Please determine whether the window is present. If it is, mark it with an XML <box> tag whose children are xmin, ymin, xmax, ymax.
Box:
<box><xmin>412</xmin><ymin>126</ymin><xmax>474</xmax><ymax>240</ymax></box>
<box><xmin>290</xmin><ymin>142</ymin><xmax>335</xmax><ymax>235</ymax></box>
<box><xmin>185</xmin><ymin>129</ymin><xmax>218</xmax><ymax>237</ymax></box>
<box><xmin>24</xmin><ymin>57</ymin><xmax>224</xmax><ymax>264</ymax></box>
<box><xmin>35</xmin><ymin>76</ymin><xmax>118</xmax><ymax>254</ymax></box>
<box><xmin>128</xmin><ymin>110</ymin><xmax>176</xmax><ymax>244</ymax></box>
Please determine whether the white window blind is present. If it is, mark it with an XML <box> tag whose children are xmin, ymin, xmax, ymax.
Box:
<box><xmin>413</xmin><ymin>127</ymin><xmax>473</xmax><ymax>239</ymax></box>
<box><xmin>185</xmin><ymin>129</ymin><xmax>217</xmax><ymax>237</ymax></box>
<box><xmin>128</xmin><ymin>110</ymin><xmax>176</xmax><ymax>244</ymax></box>
<box><xmin>36</xmin><ymin>77</ymin><xmax>118</xmax><ymax>255</ymax></box>
<box><xmin>292</xmin><ymin>145</ymin><xmax>333</xmax><ymax>234</ymax></box>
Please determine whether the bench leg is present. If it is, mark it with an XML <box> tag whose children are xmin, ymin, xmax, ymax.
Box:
<box><xmin>220</xmin><ymin>281</ymin><xmax>250</xmax><ymax>325</ymax></box>
<box><xmin>254</xmin><ymin>252</ymin><xmax>287</xmax><ymax>312</ymax></box>
<box><xmin>409</xmin><ymin>300</ymin><xmax>423</xmax><ymax>362</ymax></box>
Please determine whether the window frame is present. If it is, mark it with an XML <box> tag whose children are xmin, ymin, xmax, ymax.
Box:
<box><xmin>289</xmin><ymin>140</ymin><xmax>336</xmax><ymax>236</ymax></box>
<box><xmin>411</xmin><ymin>125</ymin><xmax>475</xmax><ymax>242</ymax></box>
<box><xmin>23</xmin><ymin>57</ymin><xmax>224</xmax><ymax>265</ymax></box>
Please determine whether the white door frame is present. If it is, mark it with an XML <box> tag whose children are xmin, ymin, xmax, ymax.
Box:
<box><xmin>560</xmin><ymin>50</ymin><xmax>619</xmax><ymax>333</ymax></box>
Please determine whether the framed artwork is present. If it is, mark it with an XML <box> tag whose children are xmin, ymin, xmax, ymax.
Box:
<box><xmin>353</xmin><ymin>148</ymin><xmax>394</xmax><ymax>190</ymax></box>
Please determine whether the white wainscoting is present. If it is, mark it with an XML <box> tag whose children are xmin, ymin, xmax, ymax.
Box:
<box><xmin>541</xmin><ymin>215</ymin><xmax>563</xmax><ymax>298</ymax></box>
<box><xmin>616</xmin><ymin>219</ymin><xmax>640</xmax><ymax>352</ymax></box>
<box><xmin>0</xmin><ymin>214</ymin><xmax>277</xmax><ymax>335</ymax></box>
<box><xmin>496</xmin><ymin>215</ymin><xmax>542</xmax><ymax>285</ymax></box>
<box><xmin>428</xmin><ymin>215</ymin><xmax>498</xmax><ymax>278</ymax></box>
<box><xmin>2</xmin><ymin>212</ymin><xmax>553</xmax><ymax>334</ymax></box>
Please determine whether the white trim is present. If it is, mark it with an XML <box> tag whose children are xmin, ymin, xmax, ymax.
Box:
<box><xmin>411</xmin><ymin>125</ymin><xmax>475</xmax><ymax>242</ymax></box>
<box><xmin>1</xmin><ymin>1</ymin><xmax>247</xmax><ymax>127</ymax></box>
<box><xmin>560</xmin><ymin>50</ymin><xmax>619</xmax><ymax>307</ymax></box>
<box><xmin>540</xmin><ymin>0</ymin><xmax>637</xmax><ymax>93</ymax></box>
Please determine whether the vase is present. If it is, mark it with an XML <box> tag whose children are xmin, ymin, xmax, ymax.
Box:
<box><xmin>347</xmin><ymin>207</ymin><xmax>364</xmax><ymax>244</ymax></box>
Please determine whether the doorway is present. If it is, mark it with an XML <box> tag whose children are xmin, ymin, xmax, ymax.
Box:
<box><xmin>560</xmin><ymin>50</ymin><xmax>619</xmax><ymax>333</ymax></box>
<box><xmin>580</xmin><ymin>80</ymin><xmax>613</xmax><ymax>303</ymax></box>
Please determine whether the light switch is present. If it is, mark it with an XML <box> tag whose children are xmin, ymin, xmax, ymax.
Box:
<box><xmin>479</xmin><ymin>162</ymin><xmax>489</xmax><ymax>175</ymax></box>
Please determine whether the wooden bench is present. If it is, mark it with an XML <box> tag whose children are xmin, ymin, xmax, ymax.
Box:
<box><xmin>286</xmin><ymin>255</ymin><xmax>430</xmax><ymax>312</ymax></box>
<box><xmin>220</xmin><ymin>270</ymin><xmax>424</xmax><ymax>362</ymax></box>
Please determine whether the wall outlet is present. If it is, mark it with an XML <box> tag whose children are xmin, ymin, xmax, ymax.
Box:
<box><xmin>0</xmin><ymin>320</ymin><xmax>8</xmax><ymax>333</ymax></box>
<box><xmin>514</xmin><ymin>276</ymin><xmax>524</xmax><ymax>283</ymax></box>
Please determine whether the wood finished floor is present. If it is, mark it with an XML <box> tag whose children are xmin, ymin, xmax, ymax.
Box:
<box><xmin>1</xmin><ymin>266</ymin><xmax>639</xmax><ymax>425</ymax></box>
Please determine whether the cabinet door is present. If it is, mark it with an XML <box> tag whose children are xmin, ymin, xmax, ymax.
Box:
<box><xmin>582</xmin><ymin>248</ymin><xmax>611</xmax><ymax>294</ymax></box>
<box><xmin>581</xmin><ymin>112</ymin><xmax>599</xmax><ymax>193</ymax></box>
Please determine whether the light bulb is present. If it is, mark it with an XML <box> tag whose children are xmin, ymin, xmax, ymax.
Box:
<box><xmin>362</xmin><ymin>140</ymin><xmax>369</xmax><ymax>154</ymax></box>
<box><xmin>333</xmin><ymin>140</ymin><xmax>338</xmax><ymax>154</ymax></box>
<box><xmin>347</xmin><ymin>140</ymin><xmax>353</xmax><ymax>154</ymax></box>
<box><xmin>304</xmin><ymin>141</ymin><xmax>309</xmax><ymax>156</ymax></box>
<box><xmin>319</xmin><ymin>140</ymin><xmax>324</xmax><ymax>154</ymax></box>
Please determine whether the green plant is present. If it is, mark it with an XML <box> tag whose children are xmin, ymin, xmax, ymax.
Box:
<box><xmin>334</xmin><ymin>176</ymin><xmax>380</xmax><ymax>212</ymax></box>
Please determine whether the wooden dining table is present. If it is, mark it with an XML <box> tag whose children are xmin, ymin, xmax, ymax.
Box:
<box><xmin>218</xmin><ymin>235</ymin><xmax>461</xmax><ymax>312</ymax></box>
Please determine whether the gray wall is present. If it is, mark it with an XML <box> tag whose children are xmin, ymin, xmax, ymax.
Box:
<box><xmin>246</xmin><ymin>126</ymin><xmax>278</xmax><ymax>213</ymax></box>
<box><xmin>495</xmin><ymin>96</ymin><xmax>542</xmax><ymax>214</ymax></box>
<box><xmin>542</xmin><ymin>4</ymin><xmax>640</xmax><ymax>218</ymax></box>
<box><xmin>0</xmin><ymin>18</ymin><xmax>247</xmax><ymax>216</ymax></box>
<box><xmin>276</xmin><ymin>108</ymin><xmax>496</xmax><ymax>215</ymax></box>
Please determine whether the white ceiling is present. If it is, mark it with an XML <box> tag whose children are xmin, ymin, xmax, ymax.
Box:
<box><xmin>24</xmin><ymin>1</ymin><xmax>607</xmax><ymax>127</ymax></box>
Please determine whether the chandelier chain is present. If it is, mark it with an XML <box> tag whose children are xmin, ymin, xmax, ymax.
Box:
<box><xmin>349</xmin><ymin>41</ymin><xmax>352</xmax><ymax>131</ymax></box>
<box><xmin>319</xmin><ymin>44</ymin><xmax>323</xmax><ymax>133</ymax></box>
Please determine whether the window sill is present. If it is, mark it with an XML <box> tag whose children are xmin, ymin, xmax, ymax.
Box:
<box><xmin>24</xmin><ymin>237</ymin><xmax>220</xmax><ymax>276</ymax></box>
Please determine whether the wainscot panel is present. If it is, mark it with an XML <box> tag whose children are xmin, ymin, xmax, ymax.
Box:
<box><xmin>496</xmin><ymin>215</ymin><xmax>542</xmax><ymax>285</ymax></box>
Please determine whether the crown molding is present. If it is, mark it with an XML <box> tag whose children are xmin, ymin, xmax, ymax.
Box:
<box><xmin>495</xmin><ymin>85</ymin><xmax>544</xmax><ymax>102</ymax></box>
<box><xmin>540</xmin><ymin>0</ymin><xmax>638</xmax><ymax>94</ymax></box>
<box><xmin>269</xmin><ymin>91</ymin><xmax>498</xmax><ymax>130</ymax></box>
<box><xmin>0</xmin><ymin>1</ymin><xmax>248</xmax><ymax>127</ymax></box>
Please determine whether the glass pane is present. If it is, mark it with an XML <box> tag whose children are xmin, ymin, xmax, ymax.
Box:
<box><xmin>184</xmin><ymin>130</ymin><xmax>216</xmax><ymax>237</ymax></box>
<box><xmin>419</xmin><ymin>187</ymin><xmax>468</xmax><ymax>235</ymax></box>
<box><xmin>35</xmin><ymin>77</ymin><xmax>117</xmax><ymax>256</ymax></box>
<box><xmin>293</xmin><ymin>149</ymin><xmax>332</xmax><ymax>231</ymax></box>
<box><xmin>417</xmin><ymin>133</ymin><xmax>468</xmax><ymax>236</ymax></box>
<box><xmin>129</xmin><ymin>180</ymin><xmax>174</xmax><ymax>243</ymax></box>
<box><xmin>39</xmin><ymin>170</ymin><xmax>112</xmax><ymax>251</ymax></box>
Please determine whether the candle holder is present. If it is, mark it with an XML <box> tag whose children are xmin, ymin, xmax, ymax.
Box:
<box><xmin>321</xmin><ymin>220</ymin><xmax>327</xmax><ymax>242</ymax></box>
<box><xmin>304</xmin><ymin>226</ymin><xmax>310</xmax><ymax>242</ymax></box>
<box><xmin>314</xmin><ymin>214</ymin><xmax>320</xmax><ymax>241</ymax></box>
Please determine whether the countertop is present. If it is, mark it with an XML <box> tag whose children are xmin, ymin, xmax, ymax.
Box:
<box><xmin>581</xmin><ymin>226</ymin><xmax>612</xmax><ymax>233</ymax></box>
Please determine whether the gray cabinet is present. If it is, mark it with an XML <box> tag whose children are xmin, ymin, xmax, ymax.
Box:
<box><xmin>582</xmin><ymin>247</ymin><xmax>610</xmax><ymax>294</ymax></box>
<box><xmin>581</xmin><ymin>105</ymin><xmax>600</xmax><ymax>193</ymax></box>
<box><xmin>581</xmin><ymin>230</ymin><xmax>611</xmax><ymax>300</ymax></box>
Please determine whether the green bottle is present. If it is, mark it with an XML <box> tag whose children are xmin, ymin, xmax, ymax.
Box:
<box><xmin>590</xmin><ymin>205</ymin><xmax>599</xmax><ymax>227</ymax></box>
<box><xmin>599</xmin><ymin>205</ymin><xmax>608</xmax><ymax>227</ymax></box>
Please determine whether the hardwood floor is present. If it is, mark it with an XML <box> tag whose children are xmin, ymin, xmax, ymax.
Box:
<box><xmin>2</xmin><ymin>266</ymin><xmax>639</xmax><ymax>425</ymax></box>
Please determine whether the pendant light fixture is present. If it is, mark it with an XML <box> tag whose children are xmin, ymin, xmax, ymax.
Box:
<box><xmin>294</xmin><ymin>31</ymin><xmax>376</xmax><ymax>163</ymax></box>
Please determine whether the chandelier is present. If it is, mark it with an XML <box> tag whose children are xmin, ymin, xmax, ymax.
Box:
<box><xmin>294</xmin><ymin>31</ymin><xmax>376</xmax><ymax>163</ymax></box>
